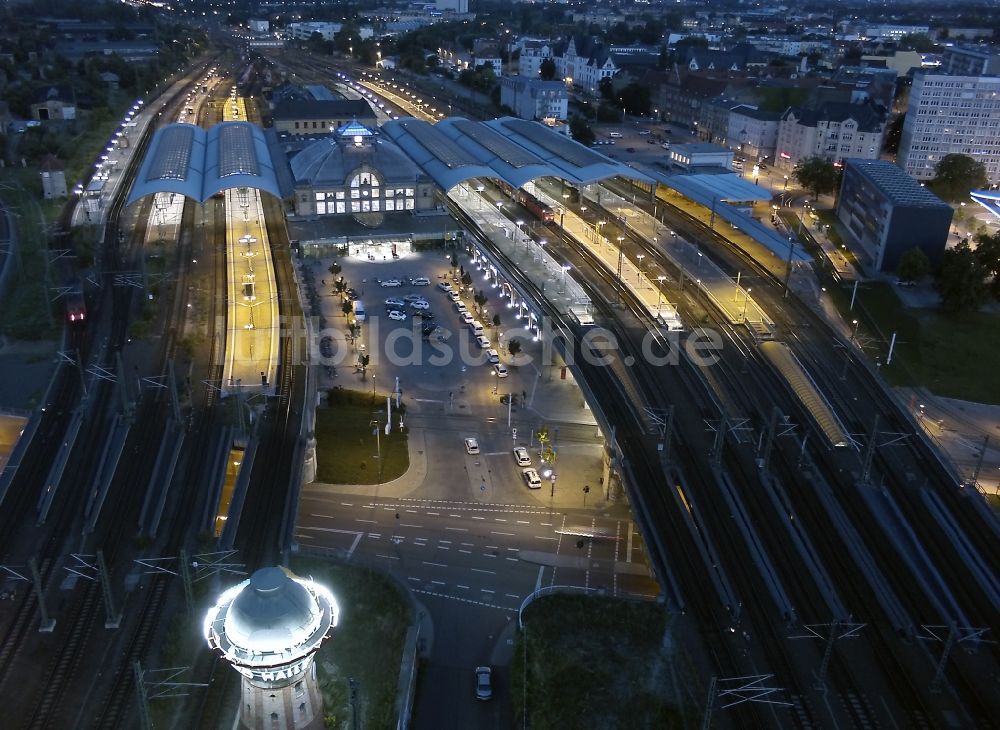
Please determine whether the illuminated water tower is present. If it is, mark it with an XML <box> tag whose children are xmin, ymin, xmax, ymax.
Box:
<box><xmin>204</xmin><ymin>566</ymin><xmax>338</xmax><ymax>730</ymax></box>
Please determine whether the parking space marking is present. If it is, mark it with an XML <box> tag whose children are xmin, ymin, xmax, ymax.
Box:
<box><xmin>494</xmin><ymin>518</ymin><xmax>507</xmax><ymax>522</ymax></box>
<box><xmin>355</xmin><ymin>518</ymin><xmax>376</xmax><ymax>524</ymax></box>
<box><xmin>471</xmin><ymin>568</ymin><xmax>495</xmax><ymax>575</ymax></box>
<box><xmin>445</xmin><ymin>526</ymin><xmax>468</xmax><ymax>532</ymax></box>
<box><xmin>400</xmin><ymin>523</ymin><xmax>423</xmax><ymax>528</ymax></box>
<box><xmin>422</xmin><ymin>561</ymin><xmax>448</xmax><ymax>568</ymax></box>
<box><xmin>458</xmin><ymin>549</ymin><xmax>472</xmax><ymax>554</ymax></box>
<box><xmin>457</xmin><ymin>584</ymin><xmax>470</xmax><ymax>590</ymax></box>
<box><xmin>367</xmin><ymin>533</ymin><xmax>381</xmax><ymax>539</ymax></box>
<box><xmin>491</xmin><ymin>531</ymin><xmax>515</xmax><ymax>537</ymax></box>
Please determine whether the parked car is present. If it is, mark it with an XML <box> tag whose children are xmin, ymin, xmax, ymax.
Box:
<box><xmin>513</xmin><ymin>447</ymin><xmax>531</xmax><ymax>466</ymax></box>
<box><xmin>522</xmin><ymin>468</ymin><xmax>542</xmax><ymax>489</ymax></box>
<box><xmin>493</xmin><ymin>363</ymin><xmax>508</xmax><ymax>378</ymax></box>
<box><xmin>448</xmin><ymin>291</ymin><xmax>461</xmax><ymax>302</ymax></box>
<box><xmin>411</xmin><ymin>276</ymin><xmax>431</xmax><ymax>286</ymax></box>
<box><xmin>404</xmin><ymin>294</ymin><xmax>425</xmax><ymax>302</ymax></box>
<box><xmin>411</xmin><ymin>299</ymin><xmax>430</xmax><ymax>310</ymax></box>
<box><xmin>385</xmin><ymin>297</ymin><xmax>406</xmax><ymax>308</ymax></box>
<box><xmin>455</xmin><ymin>301</ymin><xmax>468</xmax><ymax>313</ymax></box>
<box><xmin>486</xmin><ymin>349</ymin><xmax>500</xmax><ymax>364</ymax></box>
<box><xmin>387</xmin><ymin>309</ymin><xmax>407</xmax><ymax>321</ymax></box>
<box><xmin>465</xmin><ymin>437</ymin><xmax>480</xmax><ymax>455</ymax></box>
<box><xmin>475</xmin><ymin>335</ymin><xmax>491</xmax><ymax>348</ymax></box>
<box><xmin>438</xmin><ymin>281</ymin><xmax>453</xmax><ymax>292</ymax></box>
<box><xmin>475</xmin><ymin>666</ymin><xmax>492</xmax><ymax>701</ymax></box>
<box><xmin>380</xmin><ymin>279</ymin><xmax>402</xmax><ymax>287</ymax></box>
<box><xmin>460</xmin><ymin>311</ymin><xmax>474</xmax><ymax>325</ymax></box>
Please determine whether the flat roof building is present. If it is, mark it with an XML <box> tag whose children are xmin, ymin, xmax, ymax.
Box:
<box><xmin>272</xmin><ymin>99</ymin><xmax>376</xmax><ymax>137</ymax></box>
<box><xmin>836</xmin><ymin>159</ymin><xmax>953</xmax><ymax>273</ymax></box>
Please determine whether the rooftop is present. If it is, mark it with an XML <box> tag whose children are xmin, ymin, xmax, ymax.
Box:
<box><xmin>272</xmin><ymin>98</ymin><xmax>375</xmax><ymax>121</ymax></box>
<box><xmin>845</xmin><ymin>159</ymin><xmax>953</xmax><ymax>209</ymax></box>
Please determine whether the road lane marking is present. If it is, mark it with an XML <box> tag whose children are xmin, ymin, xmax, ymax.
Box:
<box><xmin>432</xmin><ymin>580</ymin><xmax>446</xmax><ymax>586</ymax></box>
<box><xmin>445</xmin><ymin>526</ymin><xmax>468</xmax><ymax>532</ymax></box>
<box><xmin>516</xmin><ymin>520</ymin><xmax>530</xmax><ymax>525</ymax></box>
<box><xmin>376</xmin><ymin>554</ymin><xmax>400</xmax><ymax>560</ymax></box>
<box><xmin>412</xmin><ymin>589</ymin><xmax>513</xmax><ymax>612</ymax></box>
<box><xmin>355</xmin><ymin>518</ymin><xmax>377</xmax><ymax>524</ymax></box>
<box><xmin>407</xmin><ymin>577</ymin><xmax>420</xmax><ymax>582</ymax></box>
<box><xmin>422</xmin><ymin>561</ymin><xmax>448</xmax><ymax>568</ymax></box>
<box><xmin>506</xmin><ymin>557</ymin><xmax>519</xmax><ymax>562</ymax></box>
<box><xmin>626</xmin><ymin>522</ymin><xmax>634</xmax><ymax>563</ymax></box>
<box><xmin>458</xmin><ymin>549</ymin><xmax>471</xmax><ymax>554</ymax></box>
<box><xmin>471</xmin><ymin>568</ymin><xmax>495</xmax><ymax>575</ymax></box>
<box><xmin>471</xmin><ymin>516</ymin><xmax>485</xmax><ymax>520</ymax></box>
<box><xmin>400</xmin><ymin>523</ymin><xmax>423</xmax><ymax>528</ymax></box>
<box><xmin>484</xmin><ymin>554</ymin><xmax>497</xmax><ymax>558</ymax></box>
<box><xmin>437</xmin><ymin>546</ymin><xmax>450</xmax><ymax>550</ymax></box>
<box><xmin>340</xmin><ymin>502</ymin><xmax>353</xmax><ymax>507</ymax></box>
<box><xmin>486</xmin><ymin>545</ymin><xmax>498</xmax><ymax>550</ymax></box>
<box><xmin>297</xmin><ymin>527</ymin><xmax>363</xmax><ymax>559</ymax></box>
<box><xmin>495</xmin><ymin>518</ymin><xmax>507</xmax><ymax>522</ymax></box>
<box><xmin>457</xmin><ymin>585</ymin><xmax>469</xmax><ymax>590</ymax></box>
<box><xmin>367</xmin><ymin>533</ymin><xmax>381</xmax><ymax>539</ymax></box>
<box><xmin>534</xmin><ymin>566</ymin><xmax>544</xmax><ymax>591</ymax></box>
<box><xmin>491</xmin><ymin>531</ymin><xmax>515</xmax><ymax>537</ymax></box>
<box><xmin>439</xmin><ymin>540</ymin><xmax>452</xmax><ymax>544</ymax></box>
<box><xmin>506</xmin><ymin>593</ymin><xmax>519</xmax><ymax>600</ymax></box>
<box><xmin>405</xmin><ymin>509</ymin><xmax>417</xmax><ymax>513</ymax></box>
<box><xmin>461</xmin><ymin>542</ymin><xmax>474</xmax><ymax>546</ymax></box>
<box><xmin>449</xmin><ymin>514</ymin><xmax>461</xmax><ymax>518</ymax></box>
<box><xmin>535</xmin><ymin>536</ymin><xmax>557</xmax><ymax>541</ymax></box>
<box><xmin>426</xmin><ymin>511</ymin><xmax>440</xmax><ymax>515</ymax></box>
<box><xmin>541</xmin><ymin>522</ymin><xmax>552</xmax><ymax>527</ymax></box>
<box><xmin>481</xmin><ymin>588</ymin><xmax>495</xmax><ymax>594</ymax></box>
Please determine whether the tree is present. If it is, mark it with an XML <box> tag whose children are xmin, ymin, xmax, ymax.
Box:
<box><xmin>342</xmin><ymin>300</ymin><xmax>353</xmax><ymax>316</ymax></box>
<box><xmin>492</xmin><ymin>313</ymin><xmax>501</xmax><ymax>329</ymax></box>
<box><xmin>508</xmin><ymin>338</ymin><xmax>522</xmax><ymax>357</ymax></box>
<box><xmin>598</xmin><ymin>76</ymin><xmax>614</xmax><ymax>101</ymax></box>
<box><xmin>450</xmin><ymin>253</ymin><xmax>458</xmax><ymax>269</ymax></box>
<box><xmin>897</xmin><ymin>248</ymin><xmax>930</xmax><ymax>282</ymax></box>
<box><xmin>461</xmin><ymin>271</ymin><xmax>473</xmax><ymax>287</ymax></box>
<box><xmin>569</xmin><ymin>115</ymin><xmax>595</xmax><ymax>146</ymax></box>
<box><xmin>474</xmin><ymin>290</ymin><xmax>488</xmax><ymax>312</ymax></box>
<box><xmin>328</xmin><ymin>261</ymin><xmax>342</xmax><ymax>276</ymax></box>
<box><xmin>930</xmin><ymin>154</ymin><xmax>987</xmax><ymax>202</ymax></box>
<box><xmin>539</xmin><ymin>57</ymin><xmax>556</xmax><ymax>80</ymax></box>
<box><xmin>972</xmin><ymin>230</ymin><xmax>1000</xmax><ymax>299</ymax></box>
<box><xmin>793</xmin><ymin>156</ymin><xmax>839</xmax><ymax>199</ymax></box>
<box><xmin>936</xmin><ymin>240</ymin><xmax>989</xmax><ymax>314</ymax></box>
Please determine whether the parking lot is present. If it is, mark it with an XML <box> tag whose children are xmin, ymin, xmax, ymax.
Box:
<box><xmin>310</xmin><ymin>247</ymin><xmax>605</xmax><ymax>503</ymax></box>
<box><xmin>591</xmin><ymin>120</ymin><xmax>701</xmax><ymax>166</ymax></box>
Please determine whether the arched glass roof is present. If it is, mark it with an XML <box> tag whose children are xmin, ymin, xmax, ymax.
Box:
<box><xmin>380</xmin><ymin>116</ymin><xmax>653</xmax><ymax>192</ymax></box>
<box><xmin>127</xmin><ymin>122</ymin><xmax>283</xmax><ymax>206</ymax></box>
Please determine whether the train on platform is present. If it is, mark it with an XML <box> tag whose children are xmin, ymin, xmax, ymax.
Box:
<box><xmin>494</xmin><ymin>180</ymin><xmax>556</xmax><ymax>223</ymax></box>
<box><xmin>64</xmin><ymin>278</ymin><xmax>86</xmax><ymax>325</ymax></box>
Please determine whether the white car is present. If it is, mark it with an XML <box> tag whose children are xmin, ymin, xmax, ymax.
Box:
<box><xmin>385</xmin><ymin>297</ymin><xmax>406</xmax><ymax>308</ymax></box>
<box><xmin>403</xmin><ymin>294</ymin><xmax>425</xmax><ymax>302</ymax></box>
<box><xmin>437</xmin><ymin>281</ymin><xmax>453</xmax><ymax>292</ymax></box>
<box><xmin>486</xmin><ymin>349</ymin><xmax>500</xmax><ymax>364</ymax></box>
<box><xmin>387</xmin><ymin>309</ymin><xmax>407</xmax><ymax>321</ymax></box>
<box><xmin>380</xmin><ymin>279</ymin><xmax>402</xmax><ymax>287</ymax></box>
<box><xmin>410</xmin><ymin>299</ymin><xmax>430</xmax><ymax>310</ymax></box>
<box><xmin>460</xmin><ymin>311</ymin><xmax>474</xmax><ymax>325</ymax></box>
<box><xmin>448</xmin><ymin>291</ymin><xmax>461</xmax><ymax>302</ymax></box>
<box><xmin>476</xmin><ymin>335</ymin><xmax>491</xmax><ymax>348</ymax></box>
<box><xmin>464</xmin><ymin>437</ymin><xmax>480</xmax><ymax>455</ymax></box>
<box><xmin>454</xmin><ymin>300</ymin><xmax>467</xmax><ymax>312</ymax></box>
<box><xmin>493</xmin><ymin>363</ymin><xmax>508</xmax><ymax>378</ymax></box>
<box><xmin>522</xmin><ymin>468</ymin><xmax>542</xmax><ymax>489</ymax></box>
<box><xmin>411</xmin><ymin>277</ymin><xmax>431</xmax><ymax>286</ymax></box>
<box><xmin>513</xmin><ymin>447</ymin><xmax>531</xmax><ymax>466</ymax></box>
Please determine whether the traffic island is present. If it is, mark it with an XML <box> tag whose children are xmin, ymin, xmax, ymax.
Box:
<box><xmin>315</xmin><ymin>388</ymin><xmax>409</xmax><ymax>484</ymax></box>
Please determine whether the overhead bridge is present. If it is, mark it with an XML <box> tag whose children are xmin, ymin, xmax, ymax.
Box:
<box><xmin>759</xmin><ymin>341</ymin><xmax>851</xmax><ymax>448</ymax></box>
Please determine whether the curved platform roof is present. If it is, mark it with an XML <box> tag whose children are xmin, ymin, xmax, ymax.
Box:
<box><xmin>971</xmin><ymin>189</ymin><xmax>1000</xmax><ymax>220</ymax></box>
<box><xmin>127</xmin><ymin>122</ymin><xmax>283</xmax><ymax>206</ymax></box>
<box><xmin>380</xmin><ymin>116</ymin><xmax>653</xmax><ymax>191</ymax></box>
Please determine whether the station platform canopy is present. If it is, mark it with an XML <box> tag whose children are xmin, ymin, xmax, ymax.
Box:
<box><xmin>126</xmin><ymin>122</ymin><xmax>285</xmax><ymax>206</ymax></box>
<box><xmin>971</xmin><ymin>189</ymin><xmax>1000</xmax><ymax>220</ymax></box>
<box><xmin>647</xmin><ymin>169</ymin><xmax>812</xmax><ymax>263</ymax></box>
<box><xmin>380</xmin><ymin>116</ymin><xmax>653</xmax><ymax>192</ymax></box>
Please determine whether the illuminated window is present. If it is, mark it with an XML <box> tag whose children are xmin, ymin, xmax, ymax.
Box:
<box><xmin>336</xmin><ymin>191</ymin><xmax>345</xmax><ymax>200</ymax></box>
<box><xmin>405</xmin><ymin>199</ymin><xmax>414</xmax><ymax>210</ymax></box>
<box><xmin>336</xmin><ymin>201</ymin><xmax>346</xmax><ymax>213</ymax></box>
<box><xmin>386</xmin><ymin>199</ymin><xmax>395</xmax><ymax>211</ymax></box>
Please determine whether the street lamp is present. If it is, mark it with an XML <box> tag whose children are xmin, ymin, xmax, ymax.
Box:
<box><xmin>636</xmin><ymin>254</ymin><xmax>645</xmax><ymax>282</ymax></box>
<box><xmin>783</xmin><ymin>175</ymin><xmax>789</xmax><ymax>191</ymax></box>
<box><xmin>656</xmin><ymin>275</ymin><xmax>666</xmax><ymax>311</ymax></box>
<box><xmin>741</xmin><ymin>287</ymin><xmax>752</xmax><ymax>321</ymax></box>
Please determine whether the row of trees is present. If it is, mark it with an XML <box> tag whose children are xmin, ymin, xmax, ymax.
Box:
<box><xmin>935</xmin><ymin>231</ymin><xmax>1000</xmax><ymax>314</ymax></box>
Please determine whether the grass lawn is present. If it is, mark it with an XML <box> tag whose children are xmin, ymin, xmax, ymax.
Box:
<box><xmin>828</xmin><ymin>280</ymin><xmax>1000</xmax><ymax>404</ymax></box>
<box><xmin>290</xmin><ymin>558</ymin><xmax>411</xmax><ymax>730</ymax></box>
<box><xmin>0</xmin><ymin>168</ymin><xmax>63</xmax><ymax>340</ymax></box>
<box><xmin>315</xmin><ymin>388</ymin><xmax>410</xmax><ymax>484</ymax></box>
<box><xmin>512</xmin><ymin>594</ymin><xmax>684</xmax><ymax>729</ymax></box>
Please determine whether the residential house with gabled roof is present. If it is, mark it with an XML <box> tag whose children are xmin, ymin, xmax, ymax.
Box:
<box><xmin>775</xmin><ymin>100</ymin><xmax>886</xmax><ymax>171</ymax></box>
<box><xmin>552</xmin><ymin>35</ymin><xmax>618</xmax><ymax>94</ymax></box>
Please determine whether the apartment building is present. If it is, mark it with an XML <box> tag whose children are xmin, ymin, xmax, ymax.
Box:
<box><xmin>776</xmin><ymin>101</ymin><xmax>886</xmax><ymax>171</ymax></box>
<box><xmin>898</xmin><ymin>73</ymin><xmax>1000</xmax><ymax>184</ymax></box>
<box><xmin>499</xmin><ymin>77</ymin><xmax>568</xmax><ymax>122</ymax></box>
